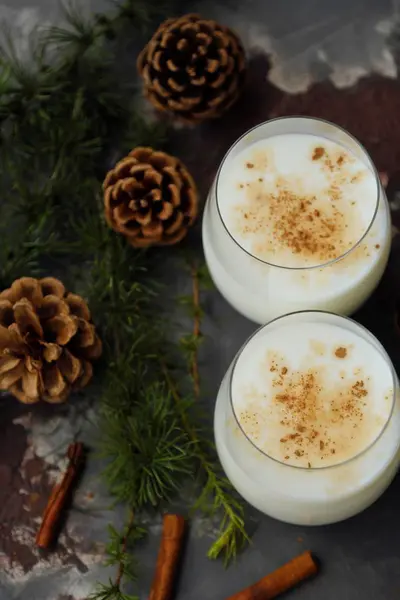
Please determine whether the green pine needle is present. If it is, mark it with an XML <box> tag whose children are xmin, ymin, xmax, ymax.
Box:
<box><xmin>44</xmin><ymin>1</ymin><xmax>102</xmax><ymax>54</ymax></box>
<box><xmin>116</xmin><ymin>0</ymin><xmax>172</xmax><ymax>32</ymax></box>
<box><xmin>0</xmin><ymin>0</ymin><xmax>251</xmax><ymax>597</ymax></box>
<box><xmin>105</xmin><ymin>522</ymin><xmax>147</xmax><ymax>582</ymax></box>
<box><xmin>100</xmin><ymin>378</ymin><xmax>195</xmax><ymax>509</ymax></box>
<box><xmin>199</xmin><ymin>464</ymin><xmax>250</xmax><ymax>564</ymax></box>
<box><xmin>87</xmin><ymin>580</ymin><xmax>139</xmax><ymax>600</ymax></box>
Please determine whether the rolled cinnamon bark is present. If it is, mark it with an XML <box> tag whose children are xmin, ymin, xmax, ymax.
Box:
<box><xmin>226</xmin><ymin>550</ymin><xmax>318</xmax><ymax>600</ymax></box>
<box><xmin>149</xmin><ymin>513</ymin><xmax>186</xmax><ymax>600</ymax></box>
<box><xmin>36</xmin><ymin>442</ymin><xmax>85</xmax><ymax>549</ymax></box>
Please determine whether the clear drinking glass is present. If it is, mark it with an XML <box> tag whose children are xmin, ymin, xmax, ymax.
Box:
<box><xmin>214</xmin><ymin>311</ymin><xmax>400</xmax><ymax>526</ymax></box>
<box><xmin>202</xmin><ymin>117</ymin><xmax>391</xmax><ymax>324</ymax></box>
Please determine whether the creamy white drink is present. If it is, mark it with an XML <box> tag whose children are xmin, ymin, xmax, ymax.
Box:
<box><xmin>202</xmin><ymin>118</ymin><xmax>391</xmax><ymax>324</ymax></box>
<box><xmin>214</xmin><ymin>311</ymin><xmax>400</xmax><ymax>525</ymax></box>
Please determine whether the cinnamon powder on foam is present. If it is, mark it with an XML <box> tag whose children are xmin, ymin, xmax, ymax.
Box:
<box><xmin>239</xmin><ymin>347</ymin><xmax>375</xmax><ymax>468</ymax></box>
<box><xmin>235</xmin><ymin>143</ymin><xmax>365</xmax><ymax>265</ymax></box>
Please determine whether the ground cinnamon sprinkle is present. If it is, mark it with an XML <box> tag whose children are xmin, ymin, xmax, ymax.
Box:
<box><xmin>265</xmin><ymin>361</ymin><xmax>370</xmax><ymax>464</ymax></box>
<box><xmin>243</xmin><ymin>187</ymin><xmax>346</xmax><ymax>261</ymax></box>
<box><xmin>351</xmin><ymin>380</ymin><xmax>368</xmax><ymax>399</ymax></box>
<box><xmin>334</xmin><ymin>346</ymin><xmax>347</xmax><ymax>359</ymax></box>
<box><xmin>312</xmin><ymin>146</ymin><xmax>325</xmax><ymax>160</ymax></box>
<box><xmin>237</xmin><ymin>154</ymin><xmax>363</xmax><ymax>262</ymax></box>
<box><xmin>235</xmin><ymin>139</ymin><xmax>365</xmax><ymax>264</ymax></box>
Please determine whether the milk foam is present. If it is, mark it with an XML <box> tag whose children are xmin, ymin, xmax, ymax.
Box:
<box><xmin>232</xmin><ymin>321</ymin><xmax>393</xmax><ymax>468</ymax></box>
<box><xmin>218</xmin><ymin>134</ymin><xmax>379</xmax><ymax>268</ymax></box>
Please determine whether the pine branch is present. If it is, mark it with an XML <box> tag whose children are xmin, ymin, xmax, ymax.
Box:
<box><xmin>162</xmin><ymin>362</ymin><xmax>249</xmax><ymax>565</ymax></box>
<box><xmin>172</xmin><ymin>261</ymin><xmax>249</xmax><ymax>563</ymax></box>
<box><xmin>115</xmin><ymin>0</ymin><xmax>173</xmax><ymax>32</ymax></box>
<box><xmin>44</xmin><ymin>1</ymin><xmax>102</xmax><ymax>56</ymax></box>
<box><xmin>104</xmin><ymin>511</ymin><xmax>146</xmax><ymax>589</ymax></box>
<box><xmin>0</xmin><ymin>0</ymin><xmax>251</xmax><ymax>596</ymax></box>
<box><xmin>88</xmin><ymin>581</ymin><xmax>139</xmax><ymax>600</ymax></box>
<box><xmin>115</xmin><ymin>512</ymin><xmax>135</xmax><ymax>587</ymax></box>
<box><xmin>99</xmin><ymin>364</ymin><xmax>195</xmax><ymax>509</ymax></box>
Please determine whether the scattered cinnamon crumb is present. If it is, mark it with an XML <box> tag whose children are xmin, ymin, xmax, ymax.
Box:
<box><xmin>351</xmin><ymin>173</ymin><xmax>363</xmax><ymax>183</ymax></box>
<box><xmin>243</xmin><ymin>357</ymin><xmax>372</xmax><ymax>467</ymax></box>
<box><xmin>258</xmin><ymin>177</ymin><xmax>263</xmax><ymax>182</ymax></box>
<box><xmin>375</xmin><ymin>244</ymin><xmax>380</xmax><ymax>249</ymax></box>
<box><xmin>246</xmin><ymin>162</ymin><xmax>254</xmax><ymax>168</ymax></box>
<box><xmin>312</xmin><ymin>146</ymin><xmax>325</xmax><ymax>160</ymax></box>
<box><xmin>239</xmin><ymin>183</ymin><xmax>244</xmax><ymax>189</ymax></box>
<box><xmin>335</xmin><ymin>346</ymin><xmax>347</xmax><ymax>359</ymax></box>
<box><xmin>240</xmin><ymin>179</ymin><xmax>350</xmax><ymax>261</ymax></box>
<box><xmin>351</xmin><ymin>380</ymin><xmax>368</xmax><ymax>398</ymax></box>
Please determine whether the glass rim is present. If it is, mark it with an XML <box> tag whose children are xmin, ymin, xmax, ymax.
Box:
<box><xmin>228</xmin><ymin>310</ymin><xmax>397</xmax><ymax>471</ymax></box>
<box><xmin>215</xmin><ymin>115</ymin><xmax>381</xmax><ymax>271</ymax></box>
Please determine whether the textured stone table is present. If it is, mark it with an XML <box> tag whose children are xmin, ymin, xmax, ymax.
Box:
<box><xmin>1</xmin><ymin>1</ymin><xmax>400</xmax><ymax>599</ymax></box>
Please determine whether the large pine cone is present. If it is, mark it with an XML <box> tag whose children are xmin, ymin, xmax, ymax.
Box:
<box><xmin>137</xmin><ymin>14</ymin><xmax>246</xmax><ymax>123</ymax></box>
<box><xmin>0</xmin><ymin>277</ymin><xmax>102</xmax><ymax>404</ymax></box>
<box><xmin>103</xmin><ymin>146</ymin><xmax>198</xmax><ymax>247</ymax></box>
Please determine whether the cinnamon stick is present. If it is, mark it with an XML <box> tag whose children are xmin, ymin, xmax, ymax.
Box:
<box><xmin>226</xmin><ymin>550</ymin><xmax>318</xmax><ymax>600</ymax></box>
<box><xmin>149</xmin><ymin>514</ymin><xmax>186</xmax><ymax>600</ymax></box>
<box><xmin>36</xmin><ymin>441</ymin><xmax>85</xmax><ymax>549</ymax></box>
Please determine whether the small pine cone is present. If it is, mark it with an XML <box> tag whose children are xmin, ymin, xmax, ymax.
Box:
<box><xmin>137</xmin><ymin>14</ymin><xmax>246</xmax><ymax>123</ymax></box>
<box><xmin>0</xmin><ymin>277</ymin><xmax>102</xmax><ymax>404</ymax></box>
<box><xmin>103</xmin><ymin>146</ymin><xmax>198</xmax><ymax>247</ymax></box>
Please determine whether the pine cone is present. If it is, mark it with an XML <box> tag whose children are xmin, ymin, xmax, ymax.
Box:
<box><xmin>103</xmin><ymin>147</ymin><xmax>198</xmax><ymax>247</ymax></box>
<box><xmin>0</xmin><ymin>277</ymin><xmax>102</xmax><ymax>404</ymax></box>
<box><xmin>137</xmin><ymin>14</ymin><xmax>246</xmax><ymax>123</ymax></box>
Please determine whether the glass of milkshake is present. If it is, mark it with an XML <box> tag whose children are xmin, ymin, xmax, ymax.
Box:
<box><xmin>202</xmin><ymin>117</ymin><xmax>391</xmax><ymax>324</ymax></box>
<box><xmin>214</xmin><ymin>311</ymin><xmax>400</xmax><ymax>525</ymax></box>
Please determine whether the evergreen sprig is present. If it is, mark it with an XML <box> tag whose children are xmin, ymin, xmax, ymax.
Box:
<box><xmin>104</xmin><ymin>518</ymin><xmax>146</xmax><ymax>582</ymax></box>
<box><xmin>100</xmin><ymin>377</ymin><xmax>194</xmax><ymax>508</ymax></box>
<box><xmin>168</xmin><ymin>262</ymin><xmax>249</xmax><ymax>564</ymax></box>
<box><xmin>163</xmin><ymin>357</ymin><xmax>249</xmax><ymax>566</ymax></box>
<box><xmin>88</xmin><ymin>581</ymin><xmax>138</xmax><ymax>600</ymax></box>
<box><xmin>0</xmin><ymin>1</ymin><xmax>250</xmax><ymax>598</ymax></box>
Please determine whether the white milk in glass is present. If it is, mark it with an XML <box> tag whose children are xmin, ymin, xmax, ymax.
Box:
<box><xmin>202</xmin><ymin>118</ymin><xmax>391</xmax><ymax>324</ymax></box>
<box><xmin>214</xmin><ymin>311</ymin><xmax>400</xmax><ymax>525</ymax></box>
